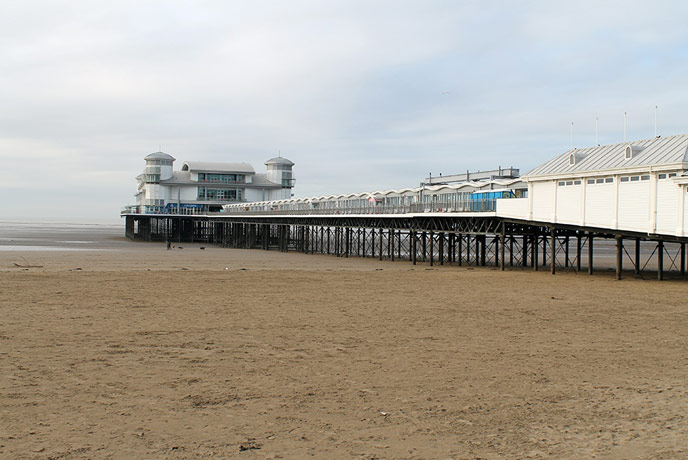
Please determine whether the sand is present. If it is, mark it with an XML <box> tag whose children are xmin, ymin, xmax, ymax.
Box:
<box><xmin>2</xmin><ymin>233</ymin><xmax>688</xmax><ymax>459</ymax></box>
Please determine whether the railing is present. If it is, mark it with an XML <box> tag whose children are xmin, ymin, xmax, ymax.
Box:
<box><xmin>219</xmin><ymin>199</ymin><xmax>499</xmax><ymax>216</ymax></box>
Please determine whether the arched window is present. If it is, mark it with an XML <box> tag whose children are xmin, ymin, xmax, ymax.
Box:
<box><xmin>625</xmin><ymin>145</ymin><xmax>633</xmax><ymax>160</ymax></box>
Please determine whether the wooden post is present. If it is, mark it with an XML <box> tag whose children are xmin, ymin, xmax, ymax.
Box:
<box><xmin>533</xmin><ymin>234</ymin><xmax>538</xmax><ymax>271</ymax></box>
<box><xmin>576</xmin><ymin>234</ymin><xmax>582</xmax><ymax>272</ymax></box>
<box><xmin>509</xmin><ymin>235</ymin><xmax>514</xmax><ymax>266</ymax></box>
<box><xmin>412</xmin><ymin>231</ymin><xmax>417</xmax><ymax>265</ymax></box>
<box><xmin>422</xmin><ymin>232</ymin><xmax>427</xmax><ymax>262</ymax></box>
<box><xmin>616</xmin><ymin>235</ymin><xmax>623</xmax><ymax>280</ymax></box>
<box><xmin>480</xmin><ymin>235</ymin><xmax>486</xmax><ymax>266</ymax></box>
<box><xmin>658</xmin><ymin>240</ymin><xmax>664</xmax><ymax>281</ymax></box>
<box><xmin>681</xmin><ymin>242</ymin><xmax>686</xmax><ymax>276</ymax></box>
<box><xmin>542</xmin><ymin>233</ymin><xmax>547</xmax><ymax>267</ymax></box>
<box><xmin>345</xmin><ymin>227</ymin><xmax>350</xmax><ymax>257</ymax></box>
<box><xmin>564</xmin><ymin>235</ymin><xmax>570</xmax><ymax>268</ymax></box>
<box><xmin>494</xmin><ymin>236</ymin><xmax>499</xmax><ymax>268</ymax></box>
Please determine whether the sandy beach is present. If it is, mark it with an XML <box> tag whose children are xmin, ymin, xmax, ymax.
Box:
<box><xmin>1</xmin><ymin>224</ymin><xmax>687</xmax><ymax>459</ymax></box>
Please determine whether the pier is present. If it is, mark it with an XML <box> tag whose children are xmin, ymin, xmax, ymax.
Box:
<box><xmin>123</xmin><ymin>212</ymin><xmax>688</xmax><ymax>280</ymax></box>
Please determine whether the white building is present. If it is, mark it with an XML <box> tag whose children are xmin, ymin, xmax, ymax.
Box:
<box><xmin>498</xmin><ymin>134</ymin><xmax>688</xmax><ymax>237</ymax></box>
<box><xmin>130</xmin><ymin>152</ymin><xmax>295</xmax><ymax>214</ymax></box>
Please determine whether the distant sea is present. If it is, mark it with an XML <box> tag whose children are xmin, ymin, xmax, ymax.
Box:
<box><xmin>0</xmin><ymin>221</ymin><xmax>126</xmax><ymax>252</ymax></box>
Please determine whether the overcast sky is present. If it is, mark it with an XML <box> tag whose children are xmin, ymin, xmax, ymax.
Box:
<box><xmin>3</xmin><ymin>0</ymin><xmax>688</xmax><ymax>222</ymax></box>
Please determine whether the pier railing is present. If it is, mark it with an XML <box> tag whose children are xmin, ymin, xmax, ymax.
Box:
<box><xmin>219</xmin><ymin>199</ymin><xmax>498</xmax><ymax>216</ymax></box>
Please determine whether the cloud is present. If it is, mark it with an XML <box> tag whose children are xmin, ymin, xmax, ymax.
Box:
<box><xmin>2</xmin><ymin>0</ymin><xmax>688</xmax><ymax>220</ymax></box>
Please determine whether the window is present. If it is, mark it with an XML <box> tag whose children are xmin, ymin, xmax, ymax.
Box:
<box><xmin>566</xmin><ymin>181</ymin><xmax>573</xmax><ymax>186</ymax></box>
<box><xmin>669</xmin><ymin>173</ymin><xmax>677</xmax><ymax>178</ymax></box>
<box><xmin>587</xmin><ymin>179</ymin><xmax>595</xmax><ymax>184</ymax></box>
<box><xmin>569</xmin><ymin>154</ymin><xmax>575</xmax><ymax>165</ymax></box>
<box><xmin>625</xmin><ymin>146</ymin><xmax>633</xmax><ymax>159</ymax></box>
<box><xmin>574</xmin><ymin>180</ymin><xmax>581</xmax><ymax>185</ymax></box>
<box><xmin>631</xmin><ymin>176</ymin><xmax>640</xmax><ymax>182</ymax></box>
<box><xmin>641</xmin><ymin>175</ymin><xmax>650</xmax><ymax>181</ymax></box>
<box><xmin>596</xmin><ymin>178</ymin><xmax>604</xmax><ymax>184</ymax></box>
<box><xmin>605</xmin><ymin>178</ymin><xmax>613</xmax><ymax>183</ymax></box>
<box><xmin>659</xmin><ymin>173</ymin><xmax>667</xmax><ymax>179</ymax></box>
<box><xmin>621</xmin><ymin>177</ymin><xmax>630</xmax><ymax>182</ymax></box>
<box><xmin>558</xmin><ymin>181</ymin><xmax>565</xmax><ymax>186</ymax></box>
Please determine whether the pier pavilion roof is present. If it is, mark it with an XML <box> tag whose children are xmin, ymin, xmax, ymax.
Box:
<box><xmin>523</xmin><ymin>134</ymin><xmax>688</xmax><ymax>179</ymax></box>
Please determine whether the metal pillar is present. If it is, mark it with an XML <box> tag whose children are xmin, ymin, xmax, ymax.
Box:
<box><xmin>588</xmin><ymin>233</ymin><xmax>594</xmax><ymax>275</ymax></box>
<box><xmin>616</xmin><ymin>235</ymin><xmax>623</xmax><ymax>280</ymax></box>
<box><xmin>550</xmin><ymin>227</ymin><xmax>556</xmax><ymax>275</ymax></box>
<box><xmin>635</xmin><ymin>238</ymin><xmax>641</xmax><ymax>276</ymax></box>
<box><xmin>658</xmin><ymin>240</ymin><xmax>664</xmax><ymax>281</ymax></box>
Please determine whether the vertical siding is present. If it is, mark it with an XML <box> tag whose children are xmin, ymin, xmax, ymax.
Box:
<box><xmin>556</xmin><ymin>184</ymin><xmax>583</xmax><ymax>224</ymax></box>
<box><xmin>655</xmin><ymin>180</ymin><xmax>680</xmax><ymax>235</ymax></box>
<box><xmin>585</xmin><ymin>183</ymin><xmax>615</xmax><ymax>228</ymax></box>
<box><xmin>532</xmin><ymin>181</ymin><xmax>554</xmax><ymax>221</ymax></box>
<box><xmin>618</xmin><ymin>181</ymin><xmax>650</xmax><ymax>232</ymax></box>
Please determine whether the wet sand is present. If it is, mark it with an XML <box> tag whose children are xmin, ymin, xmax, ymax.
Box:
<box><xmin>1</xmin><ymin>228</ymin><xmax>688</xmax><ymax>459</ymax></box>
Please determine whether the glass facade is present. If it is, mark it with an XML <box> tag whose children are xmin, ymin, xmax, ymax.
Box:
<box><xmin>197</xmin><ymin>187</ymin><xmax>242</xmax><ymax>201</ymax></box>
<box><xmin>197</xmin><ymin>173</ymin><xmax>245</xmax><ymax>184</ymax></box>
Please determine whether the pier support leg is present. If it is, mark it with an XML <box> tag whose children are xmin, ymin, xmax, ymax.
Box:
<box><xmin>480</xmin><ymin>235</ymin><xmax>486</xmax><ymax>266</ymax></box>
<box><xmin>635</xmin><ymin>238</ymin><xmax>641</xmax><ymax>276</ymax></box>
<box><xmin>458</xmin><ymin>234</ymin><xmax>463</xmax><ymax>266</ymax></box>
<box><xmin>550</xmin><ymin>227</ymin><xmax>556</xmax><ymax>275</ymax></box>
<box><xmin>439</xmin><ymin>232</ymin><xmax>444</xmax><ymax>266</ymax></box>
<box><xmin>564</xmin><ymin>235</ymin><xmax>569</xmax><ymax>268</ymax></box>
<box><xmin>576</xmin><ymin>234</ymin><xmax>582</xmax><ymax>272</ymax></box>
<box><xmin>500</xmin><ymin>223</ymin><xmax>506</xmax><ymax>271</ymax></box>
<box><xmin>522</xmin><ymin>234</ymin><xmax>528</xmax><ymax>267</ymax></box>
<box><xmin>658</xmin><ymin>241</ymin><xmax>664</xmax><ymax>281</ymax></box>
<box><xmin>412</xmin><ymin>231</ymin><xmax>417</xmax><ymax>265</ymax></box>
<box><xmin>429</xmin><ymin>231</ymin><xmax>434</xmax><ymax>267</ymax></box>
<box><xmin>616</xmin><ymin>235</ymin><xmax>623</xmax><ymax>280</ymax></box>
<box><xmin>681</xmin><ymin>242</ymin><xmax>686</xmax><ymax>276</ymax></box>
<box><xmin>345</xmin><ymin>227</ymin><xmax>350</xmax><ymax>258</ymax></box>
<box><xmin>588</xmin><ymin>233</ymin><xmax>594</xmax><ymax>275</ymax></box>
<box><xmin>533</xmin><ymin>235</ymin><xmax>538</xmax><ymax>271</ymax></box>
<box><xmin>379</xmin><ymin>228</ymin><xmax>383</xmax><ymax>261</ymax></box>
<box><xmin>422</xmin><ymin>232</ymin><xmax>427</xmax><ymax>263</ymax></box>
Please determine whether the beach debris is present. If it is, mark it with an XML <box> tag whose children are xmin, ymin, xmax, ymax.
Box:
<box><xmin>12</xmin><ymin>256</ymin><xmax>43</xmax><ymax>268</ymax></box>
<box><xmin>225</xmin><ymin>267</ymin><xmax>229</xmax><ymax>270</ymax></box>
<box><xmin>239</xmin><ymin>438</ymin><xmax>262</xmax><ymax>451</ymax></box>
<box><xmin>13</xmin><ymin>262</ymin><xmax>43</xmax><ymax>268</ymax></box>
<box><xmin>177</xmin><ymin>246</ymin><xmax>184</xmax><ymax>249</ymax></box>
<box><xmin>379</xmin><ymin>411</ymin><xmax>389</xmax><ymax>417</ymax></box>
<box><xmin>200</xmin><ymin>246</ymin><xmax>205</xmax><ymax>250</ymax></box>
<box><xmin>70</xmin><ymin>268</ymin><xmax>83</xmax><ymax>271</ymax></box>
<box><xmin>180</xmin><ymin>267</ymin><xmax>189</xmax><ymax>271</ymax></box>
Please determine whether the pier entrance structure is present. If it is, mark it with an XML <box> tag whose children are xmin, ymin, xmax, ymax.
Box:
<box><xmin>123</xmin><ymin>135</ymin><xmax>688</xmax><ymax>280</ymax></box>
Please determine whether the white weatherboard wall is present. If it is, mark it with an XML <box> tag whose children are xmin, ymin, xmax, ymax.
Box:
<box><xmin>531</xmin><ymin>181</ymin><xmax>555</xmax><ymax>222</ymax></box>
<box><xmin>617</xmin><ymin>180</ymin><xmax>650</xmax><ymax>232</ymax></box>
<box><xmin>584</xmin><ymin>182</ymin><xmax>615</xmax><ymax>228</ymax></box>
<box><xmin>555</xmin><ymin>183</ymin><xmax>583</xmax><ymax>225</ymax></box>
<box><xmin>656</xmin><ymin>180</ymin><xmax>680</xmax><ymax>235</ymax></box>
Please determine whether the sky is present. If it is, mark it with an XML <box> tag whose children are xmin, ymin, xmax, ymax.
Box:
<box><xmin>2</xmin><ymin>0</ymin><xmax>688</xmax><ymax>222</ymax></box>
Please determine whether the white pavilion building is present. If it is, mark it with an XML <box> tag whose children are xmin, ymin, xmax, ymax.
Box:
<box><xmin>498</xmin><ymin>134</ymin><xmax>688</xmax><ymax>237</ymax></box>
<box><xmin>130</xmin><ymin>152</ymin><xmax>295</xmax><ymax>214</ymax></box>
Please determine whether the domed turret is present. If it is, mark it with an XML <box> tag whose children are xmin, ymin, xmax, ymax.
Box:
<box><xmin>265</xmin><ymin>156</ymin><xmax>295</xmax><ymax>189</ymax></box>
<box><xmin>144</xmin><ymin>151</ymin><xmax>175</xmax><ymax>181</ymax></box>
